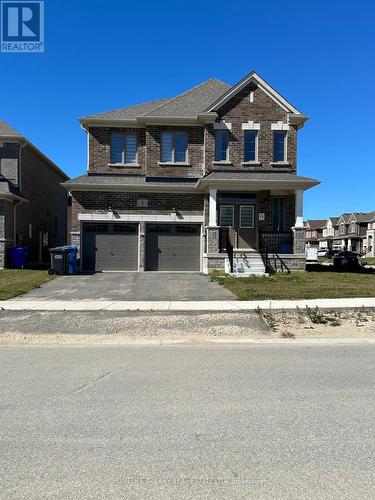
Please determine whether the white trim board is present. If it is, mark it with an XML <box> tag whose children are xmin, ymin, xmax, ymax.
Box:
<box><xmin>206</xmin><ymin>72</ymin><xmax>302</xmax><ymax>115</ymax></box>
<box><xmin>78</xmin><ymin>213</ymin><xmax>204</xmax><ymax>223</ymax></box>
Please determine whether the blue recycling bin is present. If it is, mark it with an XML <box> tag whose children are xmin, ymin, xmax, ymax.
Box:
<box><xmin>9</xmin><ymin>246</ymin><xmax>28</xmax><ymax>269</ymax></box>
<box><xmin>64</xmin><ymin>245</ymin><xmax>78</xmax><ymax>274</ymax></box>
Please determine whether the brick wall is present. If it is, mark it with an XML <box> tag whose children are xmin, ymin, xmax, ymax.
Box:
<box><xmin>145</xmin><ymin>125</ymin><xmax>204</xmax><ymax>178</ymax></box>
<box><xmin>16</xmin><ymin>146</ymin><xmax>67</xmax><ymax>262</ymax></box>
<box><xmin>205</xmin><ymin>82</ymin><xmax>297</xmax><ymax>173</ymax></box>
<box><xmin>70</xmin><ymin>191</ymin><xmax>204</xmax><ymax>232</ymax></box>
<box><xmin>88</xmin><ymin>127</ymin><xmax>146</xmax><ymax>175</ymax></box>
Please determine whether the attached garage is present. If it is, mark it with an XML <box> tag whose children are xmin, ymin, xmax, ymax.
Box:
<box><xmin>145</xmin><ymin>224</ymin><xmax>201</xmax><ymax>271</ymax></box>
<box><xmin>82</xmin><ymin>223</ymin><xmax>138</xmax><ymax>272</ymax></box>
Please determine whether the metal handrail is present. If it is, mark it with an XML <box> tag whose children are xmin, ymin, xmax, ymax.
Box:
<box><xmin>258</xmin><ymin>230</ymin><xmax>291</xmax><ymax>274</ymax></box>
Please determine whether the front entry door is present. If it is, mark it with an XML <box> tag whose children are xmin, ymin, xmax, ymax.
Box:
<box><xmin>219</xmin><ymin>204</ymin><xmax>256</xmax><ymax>249</ymax></box>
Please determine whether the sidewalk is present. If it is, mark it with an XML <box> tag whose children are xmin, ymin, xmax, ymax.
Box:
<box><xmin>1</xmin><ymin>297</ymin><xmax>375</xmax><ymax>311</ymax></box>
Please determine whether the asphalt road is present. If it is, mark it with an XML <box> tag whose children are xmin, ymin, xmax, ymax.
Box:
<box><xmin>1</xmin><ymin>344</ymin><xmax>375</xmax><ymax>499</ymax></box>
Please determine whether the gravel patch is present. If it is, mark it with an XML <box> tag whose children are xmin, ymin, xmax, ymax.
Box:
<box><xmin>0</xmin><ymin>310</ymin><xmax>269</xmax><ymax>338</ymax></box>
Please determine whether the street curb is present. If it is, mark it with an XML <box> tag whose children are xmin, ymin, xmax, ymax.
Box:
<box><xmin>1</xmin><ymin>297</ymin><xmax>375</xmax><ymax>312</ymax></box>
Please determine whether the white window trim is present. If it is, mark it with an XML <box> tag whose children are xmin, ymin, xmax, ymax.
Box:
<box><xmin>213</xmin><ymin>121</ymin><xmax>232</xmax><ymax>130</ymax></box>
<box><xmin>110</xmin><ymin>133</ymin><xmax>138</xmax><ymax>165</ymax></box>
<box><xmin>219</xmin><ymin>205</ymin><xmax>234</xmax><ymax>227</ymax></box>
<box><xmin>239</xmin><ymin>206</ymin><xmax>255</xmax><ymax>228</ymax></box>
<box><xmin>243</xmin><ymin>130</ymin><xmax>259</xmax><ymax>163</ymax></box>
<box><xmin>271</xmin><ymin>121</ymin><xmax>290</xmax><ymax>131</ymax></box>
<box><xmin>160</xmin><ymin>131</ymin><xmax>188</xmax><ymax>164</ymax></box>
<box><xmin>241</xmin><ymin>121</ymin><xmax>260</xmax><ymax>131</ymax></box>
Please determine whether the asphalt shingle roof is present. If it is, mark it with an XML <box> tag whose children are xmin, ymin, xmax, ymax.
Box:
<box><xmin>200</xmin><ymin>171</ymin><xmax>319</xmax><ymax>184</ymax></box>
<box><xmin>82</xmin><ymin>79</ymin><xmax>231</xmax><ymax>121</ymax></box>
<box><xmin>82</xmin><ymin>98</ymin><xmax>171</xmax><ymax>120</ymax></box>
<box><xmin>306</xmin><ymin>219</ymin><xmax>326</xmax><ymax>229</ymax></box>
<box><xmin>144</xmin><ymin>79</ymin><xmax>230</xmax><ymax>118</ymax></box>
<box><xmin>0</xmin><ymin>119</ymin><xmax>21</xmax><ymax>137</ymax></box>
<box><xmin>64</xmin><ymin>174</ymin><xmax>198</xmax><ymax>188</ymax></box>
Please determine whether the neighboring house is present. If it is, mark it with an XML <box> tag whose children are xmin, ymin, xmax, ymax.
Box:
<box><xmin>317</xmin><ymin>211</ymin><xmax>375</xmax><ymax>256</ymax></box>
<box><xmin>63</xmin><ymin>71</ymin><xmax>320</xmax><ymax>275</ymax></box>
<box><xmin>304</xmin><ymin>220</ymin><xmax>325</xmax><ymax>249</ymax></box>
<box><xmin>0</xmin><ymin>120</ymin><xmax>69</xmax><ymax>268</ymax></box>
<box><xmin>320</xmin><ymin>216</ymin><xmax>339</xmax><ymax>250</ymax></box>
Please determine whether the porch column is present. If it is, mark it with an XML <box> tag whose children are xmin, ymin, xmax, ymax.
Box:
<box><xmin>294</xmin><ymin>189</ymin><xmax>304</xmax><ymax>228</ymax></box>
<box><xmin>209</xmin><ymin>189</ymin><xmax>218</xmax><ymax>226</ymax></box>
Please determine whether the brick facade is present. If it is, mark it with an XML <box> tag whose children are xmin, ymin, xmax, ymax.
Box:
<box><xmin>70</xmin><ymin>191</ymin><xmax>204</xmax><ymax>232</ymax></box>
<box><xmin>205</xmin><ymin>83</ymin><xmax>297</xmax><ymax>173</ymax></box>
<box><xmin>0</xmin><ymin>142</ymin><xmax>67</xmax><ymax>267</ymax></box>
<box><xmin>72</xmin><ymin>78</ymin><xmax>308</xmax><ymax>274</ymax></box>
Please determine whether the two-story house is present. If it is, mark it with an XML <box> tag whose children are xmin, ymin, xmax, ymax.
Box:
<box><xmin>63</xmin><ymin>71</ymin><xmax>319</xmax><ymax>274</ymax></box>
<box><xmin>304</xmin><ymin>220</ymin><xmax>325</xmax><ymax>249</ymax></box>
<box><xmin>0</xmin><ymin>120</ymin><xmax>68</xmax><ymax>268</ymax></box>
<box><xmin>318</xmin><ymin>212</ymin><xmax>375</xmax><ymax>255</ymax></box>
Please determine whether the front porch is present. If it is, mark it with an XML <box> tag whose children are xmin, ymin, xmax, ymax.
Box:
<box><xmin>202</xmin><ymin>183</ymin><xmax>308</xmax><ymax>274</ymax></box>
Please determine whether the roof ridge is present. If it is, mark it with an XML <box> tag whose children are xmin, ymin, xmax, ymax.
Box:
<box><xmin>143</xmin><ymin>77</ymin><xmax>230</xmax><ymax>117</ymax></box>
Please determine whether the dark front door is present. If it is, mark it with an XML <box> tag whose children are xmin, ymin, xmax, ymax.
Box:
<box><xmin>219</xmin><ymin>204</ymin><xmax>256</xmax><ymax>249</ymax></box>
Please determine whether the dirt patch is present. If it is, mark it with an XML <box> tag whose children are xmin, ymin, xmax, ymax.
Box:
<box><xmin>258</xmin><ymin>308</ymin><xmax>375</xmax><ymax>339</ymax></box>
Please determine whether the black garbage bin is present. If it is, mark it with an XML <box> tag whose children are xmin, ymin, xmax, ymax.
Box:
<box><xmin>49</xmin><ymin>246</ymin><xmax>78</xmax><ymax>275</ymax></box>
<box><xmin>49</xmin><ymin>247</ymin><xmax>67</xmax><ymax>275</ymax></box>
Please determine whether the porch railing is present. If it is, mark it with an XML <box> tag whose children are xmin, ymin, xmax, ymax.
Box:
<box><xmin>258</xmin><ymin>230</ymin><xmax>292</xmax><ymax>274</ymax></box>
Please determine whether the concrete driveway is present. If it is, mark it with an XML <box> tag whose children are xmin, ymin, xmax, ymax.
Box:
<box><xmin>18</xmin><ymin>272</ymin><xmax>235</xmax><ymax>301</ymax></box>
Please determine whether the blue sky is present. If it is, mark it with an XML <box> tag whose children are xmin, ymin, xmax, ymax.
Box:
<box><xmin>0</xmin><ymin>0</ymin><xmax>374</xmax><ymax>219</ymax></box>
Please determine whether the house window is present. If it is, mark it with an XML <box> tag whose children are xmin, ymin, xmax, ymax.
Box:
<box><xmin>160</xmin><ymin>132</ymin><xmax>188</xmax><ymax>163</ymax></box>
<box><xmin>240</xmin><ymin>206</ymin><xmax>255</xmax><ymax>228</ymax></box>
<box><xmin>273</xmin><ymin>198</ymin><xmax>285</xmax><ymax>231</ymax></box>
<box><xmin>273</xmin><ymin>131</ymin><xmax>287</xmax><ymax>162</ymax></box>
<box><xmin>111</xmin><ymin>134</ymin><xmax>137</xmax><ymax>164</ymax></box>
<box><xmin>350</xmin><ymin>222</ymin><xmax>357</xmax><ymax>234</ymax></box>
<box><xmin>219</xmin><ymin>206</ymin><xmax>234</xmax><ymax>227</ymax></box>
<box><xmin>244</xmin><ymin>131</ymin><xmax>257</xmax><ymax>162</ymax></box>
<box><xmin>215</xmin><ymin>130</ymin><xmax>229</xmax><ymax>161</ymax></box>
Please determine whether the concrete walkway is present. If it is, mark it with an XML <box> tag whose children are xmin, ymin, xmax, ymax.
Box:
<box><xmin>1</xmin><ymin>297</ymin><xmax>375</xmax><ymax>311</ymax></box>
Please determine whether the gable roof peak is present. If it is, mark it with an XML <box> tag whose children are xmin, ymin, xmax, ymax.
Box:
<box><xmin>205</xmin><ymin>70</ymin><xmax>306</xmax><ymax>120</ymax></box>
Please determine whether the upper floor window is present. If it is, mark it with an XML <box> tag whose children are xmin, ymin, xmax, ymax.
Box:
<box><xmin>339</xmin><ymin>224</ymin><xmax>346</xmax><ymax>235</ymax></box>
<box><xmin>273</xmin><ymin>131</ymin><xmax>287</xmax><ymax>162</ymax></box>
<box><xmin>111</xmin><ymin>134</ymin><xmax>137</xmax><ymax>164</ymax></box>
<box><xmin>215</xmin><ymin>130</ymin><xmax>229</xmax><ymax>161</ymax></box>
<box><xmin>161</xmin><ymin>132</ymin><xmax>188</xmax><ymax>163</ymax></box>
<box><xmin>244</xmin><ymin>130</ymin><xmax>257</xmax><ymax>162</ymax></box>
<box><xmin>350</xmin><ymin>222</ymin><xmax>357</xmax><ymax>234</ymax></box>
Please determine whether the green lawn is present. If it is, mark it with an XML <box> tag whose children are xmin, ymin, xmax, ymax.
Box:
<box><xmin>0</xmin><ymin>269</ymin><xmax>54</xmax><ymax>300</ymax></box>
<box><xmin>210</xmin><ymin>271</ymin><xmax>375</xmax><ymax>300</ymax></box>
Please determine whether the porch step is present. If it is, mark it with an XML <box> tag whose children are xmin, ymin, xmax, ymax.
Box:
<box><xmin>225</xmin><ymin>253</ymin><xmax>267</xmax><ymax>277</ymax></box>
